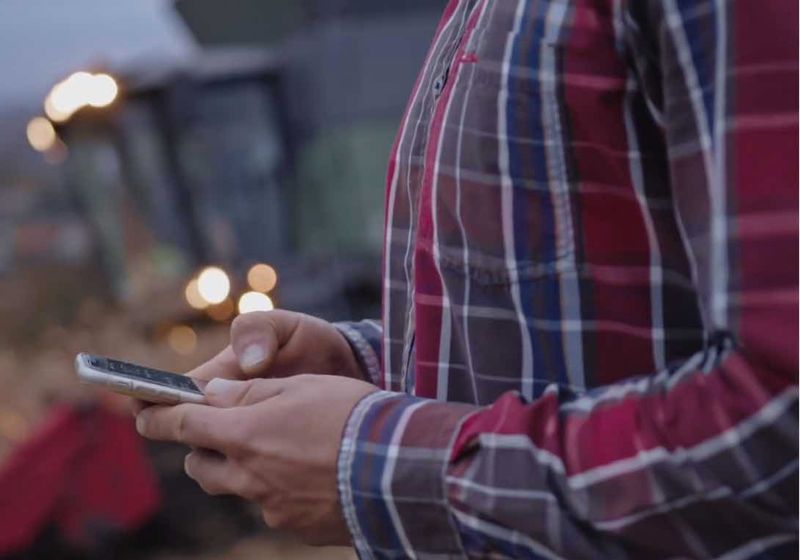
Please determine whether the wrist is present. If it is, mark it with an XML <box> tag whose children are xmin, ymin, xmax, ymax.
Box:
<box><xmin>333</xmin><ymin>322</ymin><xmax>382</xmax><ymax>385</ymax></box>
<box><xmin>332</xmin><ymin>327</ymin><xmax>369</xmax><ymax>381</ymax></box>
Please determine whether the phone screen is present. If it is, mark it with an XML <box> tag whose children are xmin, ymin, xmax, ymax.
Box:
<box><xmin>91</xmin><ymin>356</ymin><xmax>203</xmax><ymax>394</ymax></box>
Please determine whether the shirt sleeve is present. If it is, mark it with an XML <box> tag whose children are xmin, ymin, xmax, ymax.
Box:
<box><xmin>336</xmin><ymin>1</ymin><xmax>798</xmax><ymax>558</ymax></box>
<box><xmin>334</xmin><ymin>320</ymin><xmax>383</xmax><ymax>387</ymax></box>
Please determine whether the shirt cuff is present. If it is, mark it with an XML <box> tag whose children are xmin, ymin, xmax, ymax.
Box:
<box><xmin>337</xmin><ymin>390</ymin><xmax>478</xmax><ymax>558</ymax></box>
<box><xmin>334</xmin><ymin>320</ymin><xmax>382</xmax><ymax>386</ymax></box>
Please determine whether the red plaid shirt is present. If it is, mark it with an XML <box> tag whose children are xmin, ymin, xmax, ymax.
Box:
<box><xmin>335</xmin><ymin>0</ymin><xmax>798</xmax><ymax>557</ymax></box>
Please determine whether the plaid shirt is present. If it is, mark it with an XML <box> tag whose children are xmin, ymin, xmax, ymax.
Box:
<box><xmin>335</xmin><ymin>0</ymin><xmax>798</xmax><ymax>557</ymax></box>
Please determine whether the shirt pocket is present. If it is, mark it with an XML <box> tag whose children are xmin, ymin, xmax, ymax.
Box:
<box><xmin>428</xmin><ymin>172</ymin><xmax>578</xmax><ymax>286</ymax></box>
<box><xmin>428</xmin><ymin>65</ymin><xmax>576</xmax><ymax>284</ymax></box>
<box><xmin>427</xmin><ymin>1</ymin><xmax>622</xmax><ymax>285</ymax></box>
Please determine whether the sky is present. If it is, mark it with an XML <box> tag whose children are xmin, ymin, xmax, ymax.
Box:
<box><xmin>0</xmin><ymin>0</ymin><xmax>196</xmax><ymax>107</ymax></box>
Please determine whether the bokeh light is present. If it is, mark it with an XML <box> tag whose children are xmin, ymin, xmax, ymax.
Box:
<box><xmin>196</xmin><ymin>266</ymin><xmax>230</xmax><ymax>304</ymax></box>
<box><xmin>238</xmin><ymin>291</ymin><xmax>274</xmax><ymax>314</ymax></box>
<box><xmin>184</xmin><ymin>278</ymin><xmax>208</xmax><ymax>310</ymax></box>
<box><xmin>246</xmin><ymin>263</ymin><xmax>277</xmax><ymax>293</ymax></box>
<box><xmin>87</xmin><ymin>73</ymin><xmax>119</xmax><ymax>107</ymax></box>
<box><xmin>167</xmin><ymin>325</ymin><xmax>197</xmax><ymax>355</ymax></box>
<box><xmin>50</xmin><ymin>72</ymin><xmax>94</xmax><ymax>115</ymax></box>
<box><xmin>26</xmin><ymin>117</ymin><xmax>57</xmax><ymax>152</ymax></box>
<box><xmin>44</xmin><ymin>95</ymin><xmax>70</xmax><ymax>122</ymax></box>
<box><xmin>0</xmin><ymin>409</ymin><xmax>30</xmax><ymax>443</ymax></box>
<box><xmin>43</xmin><ymin>71</ymin><xmax>119</xmax><ymax>122</ymax></box>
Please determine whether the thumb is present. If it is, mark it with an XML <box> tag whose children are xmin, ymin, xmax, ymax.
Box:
<box><xmin>230</xmin><ymin>311</ymin><xmax>297</xmax><ymax>374</ymax></box>
<box><xmin>204</xmin><ymin>378</ymin><xmax>284</xmax><ymax>408</ymax></box>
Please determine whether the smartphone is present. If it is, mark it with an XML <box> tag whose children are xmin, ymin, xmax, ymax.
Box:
<box><xmin>75</xmin><ymin>353</ymin><xmax>206</xmax><ymax>404</ymax></box>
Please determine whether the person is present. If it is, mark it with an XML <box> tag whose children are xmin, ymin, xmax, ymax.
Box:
<box><xmin>135</xmin><ymin>0</ymin><xmax>798</xmax><ymax>557</ymax></box>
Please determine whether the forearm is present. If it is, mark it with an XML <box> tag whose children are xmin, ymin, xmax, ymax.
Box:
<box><xmin>338</xmin><ymin>391</ymin><xmax>476</xmax><ymax>557</ymax></box>
<box><xmin>338</xmin><ymin>340</ymin><xmax>797</xmax><ymax>559</ymax></box>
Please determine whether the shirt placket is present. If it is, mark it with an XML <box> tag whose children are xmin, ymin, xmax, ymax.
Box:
<box><xmin>399</xmin><ymin>0</ymin><xmax>480</xmax><ymax>394</ymax></box>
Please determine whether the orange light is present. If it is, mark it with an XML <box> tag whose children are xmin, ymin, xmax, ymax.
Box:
<box><xmin>44</xmin><ymin>95</ymin><xmax>70</xmax><ymax>122</ymax></box>
<box><xmin>51</xmin><ymin>72</ymin><xmax>94</xmax><ymax>115</ymax></box>
<box><xmin>167</xmin><ymin>325</ymin><xmax>197</xmax><ymax>355</ymax></box>
<box><xmin>246</xmin><ymin>263</ymin><xmax>278</xmax><ymax>293</ymax></box>
<box><xmin>43</xmin><ymin>71</ymin><xmax>119</xmax><ymax>122</ymax></box>
<box><xmin>26</xmin><ymin>117</ymin><xmax>56</xmax><ymax>152</ymax></box>
<box><xmin>87</xmin><ymin>73</ymin><xmax>118</xmax><ymax>107</ymax></box>
<box><xmin>184</xmin><ymin>278</ymin><xmax>208</xmax><ymax>310</ymax></box>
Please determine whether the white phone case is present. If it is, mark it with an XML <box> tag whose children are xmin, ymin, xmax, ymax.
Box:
<box><xmin>75</xmin><ymin>353</ymin><xmax>205</xmax><ymax>405</ymax></box>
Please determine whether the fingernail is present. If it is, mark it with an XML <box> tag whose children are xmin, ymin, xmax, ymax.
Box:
<box><xmin>184</xmin><ymin>453</ymin><xmax>195</xmax><ymax>479</ymax></box>
<box><xmin>135</xmin><ymin>411</ymin><xmax>148</xmax><ymax>435</ymax></box>
<box><xmin>206</xmin><ymin>377</ymin><xmax>243</xmax><ymax>399</ymax></box>
<box><xmin>240</xmin><ymin>344</ymin><xmax>267</xmax><ymax>370</ymax></box>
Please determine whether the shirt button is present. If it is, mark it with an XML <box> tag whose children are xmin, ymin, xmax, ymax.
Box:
<box><xmin>432</xmin><ymin>76</ymin><xmax>445</xmax><ymax>97</ymax></box>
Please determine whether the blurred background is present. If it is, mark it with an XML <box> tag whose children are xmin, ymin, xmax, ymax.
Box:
<box><xmin>0</xmin><ymin>1</ymin><xmax>444</xmax><ymax>558</ymax></box>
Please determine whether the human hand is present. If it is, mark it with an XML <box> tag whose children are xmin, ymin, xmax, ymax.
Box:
<box><xmin>131</xmin><ymin>311</ymin><xmax>364</xmax><ymax>415</ymax></box>
<box><xmin>134</xmin><ymin>374</ymin><xmax>377</xmax><ymax>545</ymax></box>
<box><xmin>191</xmin><ymin>310</ymin><xmax>364</xmax><ymax>383</ymax></box>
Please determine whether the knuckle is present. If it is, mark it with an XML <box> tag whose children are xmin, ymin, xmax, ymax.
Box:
<box><xmin>174</xmin><ymin>408</ymin><xmax>192</xmax><ymax>443</ymax></box>
<box><xmin>233</xmin><ymin>471</ymin><xmax>259</xmax><ymax>501</ymax></box>
<box><xmin>230</xmin><ymin>417</ymin><xmax>259</xmax><ymax>455</ymax></box>
<box><xmin>225</xmin><ymin>435</ymin><xmax>248</xmax><ymax>460</ymax></box>
<box><xmin>219</xmin><ymin>417</ymin><xmax>250</xmax><ymax>458</ymax></box>
<box><xmin>238</xmin><ymin>381</ymin><xmax>262</xmax><ymax>406</ymax></box>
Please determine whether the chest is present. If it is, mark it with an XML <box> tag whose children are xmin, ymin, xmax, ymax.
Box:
<box><xmin>380</xmin><ymin>0</ymin><xmax>699</xmax><ymax>401</ymax></box>
<box><xmin>389</xmin><ymin>0</ymin><xmax>633</xmax><ymax>275</ymax></box>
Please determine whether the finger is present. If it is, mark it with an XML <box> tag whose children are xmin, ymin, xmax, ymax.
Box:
<box><xmin>230</xmin><ymin>310</ymin><xmax>300</xmax><ymax>374</ymax></box>
<box><xmin>136</xmin><ymin>403</ymin><xmax>232</xmax><ymax>450</ymax></box>
<box><xmin>184</xmin><ymin>450</ymin><xmax>261</xmax><ymax>500</ymax></box>
<box><xmin>129</xmin><ymin>398</ymin><xmax>152</xmax><ymax>417</ymax></box>
<box><xmin>204</xmin><ymin>377</ymin><xmax>285</xmax><ymax>408</ymax></box>
<box><xmin>187</xmin><ymin>346</ymin><xmax>244</xmax><ymax>382</ymax></box>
